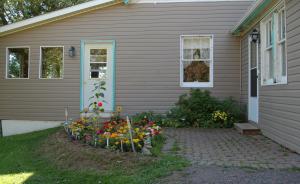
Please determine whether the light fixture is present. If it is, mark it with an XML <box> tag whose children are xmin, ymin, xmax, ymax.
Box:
<box><xmin>69</xmin><ymin>46</ymin><xmax>75</xmax><ymax>57</ymax></box>
<box><xmin>251</xmin><ymin>29</ymin><xmax>260</xmax><ymax>43</ymax></box>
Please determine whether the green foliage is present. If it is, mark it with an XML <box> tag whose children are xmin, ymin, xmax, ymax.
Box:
<box><xmin>88</xmin><ymin>80</ymin><xmax>105</xmax><ymax>116</ymax></box>
<box><xmin>0</xmin><ymin>0</ymin><xmax>91</xmax><ymax>26</ymax></box>
<box><xmin>150</xmin><ymin>134</ymin><xmax>166</xmax><ymax>156</ymax></box>
<box><xmin>132</xmin><ymin>111</ymin><xmax>164</xmax><ymax>126</ymax></box>
<box><xmin>0</xmin><ymin>128</ymin><xmax>188</xmax><ymax>184</ymax></box>
<box><xmin>166</xmin><ymin>89</ymin><xmax>245</xmax><ymax>128</ymax></box>
<box><xmin>7</xmin><ymin>48</ymin><xmax>29</xmax><ymax>78</ymax></box>
<box><xmin>41</xmin><ymin>47</ymin><xmax>63</xmax><ymax>78</ymax></box>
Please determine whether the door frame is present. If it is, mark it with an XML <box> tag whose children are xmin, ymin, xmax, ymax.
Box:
<box><xmin>248</xmin><ymin>36</ymin><xmax>259</xmax><ymax>123</ymax></box>
<box><xmin>80</xmin><ymin>40</ymin><xmax>116</xmax><ymax>112</ymax></box>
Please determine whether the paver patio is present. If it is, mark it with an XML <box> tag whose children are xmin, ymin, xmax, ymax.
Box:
<box><xmin>160</xmin><ymin>128</ymin><xmax>300</xmax><ymax>184</ymax></box>
<box><xmin>163</xmin><ymin>128</ymin><xmax>300</xmax><ymax>169</ymax></box>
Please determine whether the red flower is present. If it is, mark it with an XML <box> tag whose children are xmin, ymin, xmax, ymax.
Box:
<box><xmin>96</xmin><ymin>130</ymin><xmax>104</xmax><ymax>135</ymax></box>
<box><xmin>98</xmin><ymin>102</ymin><xmax>103</xmax><ymax>107</ymax></box>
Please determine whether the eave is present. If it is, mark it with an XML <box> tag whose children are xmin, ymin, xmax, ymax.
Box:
<box><xmin>231</xmin><ymin>0</ymin><xmax>274</xmax><ymax>36</ymax></box>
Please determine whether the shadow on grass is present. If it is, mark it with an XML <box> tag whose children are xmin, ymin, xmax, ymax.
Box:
<box><xmin>0</xmin><ymin>127</ymin><xmax>188</xmax><ymax>184</ymax></box>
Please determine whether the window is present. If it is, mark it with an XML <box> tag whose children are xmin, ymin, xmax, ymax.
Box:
<box><xmin>6</xmin><ymin>47</ymin><xmax>29</xmax><ymax>79</ymax></box>
<box><xmin>40</xmin><ymin>46</ymin><xmax>64</xmax><ymax>79</ymax></box>
<box><xmin>180</xmin><ymin>35</ymin><xmax>213</xmax><ymax>87</ymax></box>
<box><xmin>89</xmin><ymin>48</ymin><xmax>107</xmax><ymax>79</ymax></box>
<box><xmin>261</xmin><ymin>3</ymin><xmax>287</xmax><ymax>85</ymax></box>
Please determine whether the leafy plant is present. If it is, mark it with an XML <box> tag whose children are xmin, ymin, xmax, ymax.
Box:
<box><xmin>166</xmin><ymin>89</ymin><xmax>245</xmax><ymax>128</ymax></box>
<box><xmin>132</xmin><ymin>111</ymin><xmax>164</xmax><ymax>126</ymax></box>
<box><xmin>88</xmin><ymin>81</ymin><xmax>106</xmax><ymax>116</ymax></box>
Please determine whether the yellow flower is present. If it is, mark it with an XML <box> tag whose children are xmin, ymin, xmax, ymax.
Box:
<box><xmin>133</xmin><ymin>139</ymin><xmax>140</xmax><ymax>143</ymax></box>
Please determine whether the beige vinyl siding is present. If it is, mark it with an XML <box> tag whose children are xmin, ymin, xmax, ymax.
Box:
<box><xmin>0</xmin><ymin>1</ymin><xmax>252</xmax><ymax>121</ymax></box>
<box><xmin>240</xmin><ymin>0</ymin><xmax>300</xmax><ymax>153</ymax></box>
<box><xmin>259</xmin><ymin>0</ymin><xmax>300</xmax><ymax>154</ymax></box>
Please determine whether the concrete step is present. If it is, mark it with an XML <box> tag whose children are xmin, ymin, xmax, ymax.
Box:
<box><xmin>234</xmin><ymin>123</ymin><xmax>260</xmax><ymax>135</ymax></box>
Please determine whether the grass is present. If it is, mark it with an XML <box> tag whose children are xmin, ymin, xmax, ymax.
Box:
<box><xmin>171</xmin><ymin>141</ymin><xmax>181</xmax><ymax>152</ymax></box>
<box><xmin>0</xmin><ymin>128</ymin><xmax>188</xmax><ymax>184</ymax></box>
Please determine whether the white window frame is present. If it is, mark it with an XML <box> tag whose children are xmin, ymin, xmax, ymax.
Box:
<box><xmin>276</xmin><ymin>6</ymin><xmax>287</xmax><ymax>83</ymax></box>
<box><xmin>180</xmin><ymin>35</ymin><xmax>214</xmax><ymax>88</ymax></box>
<box><xmin>39</xmin><ymin>46</ymin><xmax>64</xmax><ymax>79</ymax></box>
<box><xmin>6</xmin><ymin>46</ymin><xmax>30</xmax><ymax>79</ymax></box>
<box><xmin>260</xmin><ymin>1</ymin><xmax>287</xmax><ymax>86</ymax></box>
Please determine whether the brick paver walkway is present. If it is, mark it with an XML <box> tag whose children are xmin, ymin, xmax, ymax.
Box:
<box><xmin>163</xmin><ymin>128</ymin><xmax>300</xmax><ymax>169</ymax></box>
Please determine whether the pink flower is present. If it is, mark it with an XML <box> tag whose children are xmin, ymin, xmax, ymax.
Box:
<box><xmin>98</xmin><ymin>102</ymin><xmax>103</xmax><ymax>107</ymax></box>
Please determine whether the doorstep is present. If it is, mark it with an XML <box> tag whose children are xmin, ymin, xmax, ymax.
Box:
<box><xmin>234</xmin><ymin>123</ymin><xmax>261</xmax><ymax>135</ymax></box>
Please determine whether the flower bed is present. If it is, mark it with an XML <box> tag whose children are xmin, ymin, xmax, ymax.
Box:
<box><xmin>64</xmin><ymin>115</ymin><xmax>162</xmax><ymax>153</ymax></box>
<box><xmin>64</xmin><ymin>81</ymin><xmax>162</xmax><ymax>153</ymax></box>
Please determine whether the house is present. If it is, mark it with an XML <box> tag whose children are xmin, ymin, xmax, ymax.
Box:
<box><xmin>0</xmin><ymin>0</ymin><xmax>299</xmax><ymax>153</ymax></box>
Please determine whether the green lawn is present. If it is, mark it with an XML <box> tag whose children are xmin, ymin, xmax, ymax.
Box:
<box><xmin>0</xmin><ymin>128</ymin><xmax>188</xmax><ymax>184</ymax></box>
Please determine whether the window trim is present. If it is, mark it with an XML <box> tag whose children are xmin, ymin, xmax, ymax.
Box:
<box><xmin>180</xmin><ymin>34</ymin><xmax>214</xmax><ymax>88</ymax></box>
<box><xmin>39</xmin><ymin>46</ymin><xmax>64</xmax><ymax>79</ymax></box>
<box><xmin>5</xmin><ymin>46</ymin><xmax>30</xmax><ymax>79</ymax></box>
<box><xmin>260</xmin><ymin>1</ymin><xmax>287</xmax><ymax>86</ymax></box>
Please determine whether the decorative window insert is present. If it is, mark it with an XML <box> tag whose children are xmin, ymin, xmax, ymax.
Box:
<box><xmin>261</xmin><ymin>2</ymin><xmax>287</xmax><ymax>85</ymax></box>
<box><xmin>180</xmin><ymin>35</ymin><xmax>213</xmax><ymax>87</ymax></box>
<box><xmin>40</xmin><ymin>46</ymin><xmax>64</xmax><ymax>79</ymax></box>
<box><xmin>89</xmin><ymin>48</ymin><xmax>107</xmax><ymax>80</ymax></box>
<box><xmin>6</xmin><ymin>47</ymin><xmax>29</xmax><ymax>79</ymax></box>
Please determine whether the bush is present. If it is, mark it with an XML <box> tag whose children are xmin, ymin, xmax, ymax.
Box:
<box><xmin>132</xmin><ymin>111</ymin><xmax>164</xmax><ymax>126</ymax></box>
<box><xmin>166</xmin><ymin>89</ymin><xmax>245</xmax><ymax>128</ymax></box>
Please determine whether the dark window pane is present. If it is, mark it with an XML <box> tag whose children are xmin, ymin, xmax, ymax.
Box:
<box><xmin>7</xmin><ymin>48</ymin><xmax>29</xmax><ymax>78</ymax></box>
<box><xmin>251</xmin><ymin>68</ymin><xmax>257</xmax><ymax>97</ymax></box>
<box><xmin>41</xmin><ymin>47</ymin><xmax>63</xmax><ymax>79</ymax></box>
<box><xmin>91</xmin><ymin>71</ymin><xmax>99</xmax><ymax>78</ymax></box>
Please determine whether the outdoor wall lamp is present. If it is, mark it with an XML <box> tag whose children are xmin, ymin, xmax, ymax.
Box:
<box><xmin>251</xmin><ymin>29</ymin><xmax>260</xmax><ymax>43</ymax></box>
<box><xmin>69</xmin><ymin>46</ymin><xmax>75</xmax><ymax>57</ymax></box>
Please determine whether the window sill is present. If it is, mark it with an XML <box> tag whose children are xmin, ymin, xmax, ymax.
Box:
<box><xmin>261</xmin><ymin>81</ymin><xmax>287</xmax><ymax>86</ymax></box>
<box><xmin>5</xmin><ymin>78</ymin><xmax>30</xmax><ymax>80</ymax></box>
<box><xmin>180</xmin><ymin>82</ymin><xmax>213</xmax><ymax>88</ymax></box>
<box><xmin>39</xmin><ymin>78</ymin><xmax>64</xmax><ymax>80</ymax></box>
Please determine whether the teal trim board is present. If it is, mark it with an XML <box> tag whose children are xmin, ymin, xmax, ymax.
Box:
<box><xmin>80</xmin><ymin>40</ymin><xmax>116</xmax><ymax>112</ymax></box>
<box><xmin>232</xmin><ymin>0</ymin><xmax>273</xmax><ymax>35</ymax></box>
<box><xmin>123</xmin><ymin>0</ymin><xmax>130</xmax><ymax>5</ymax></box>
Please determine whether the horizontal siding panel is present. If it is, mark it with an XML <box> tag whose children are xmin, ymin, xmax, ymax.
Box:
<box><xmin>0</xmin><ymin>1</ymin><xmax>252</xmax><ymax>120</ymax></box>
<box><xmin>256</xmin><ymin>0</ymin><xmax>300</xmax><ymax>153</ymax></box>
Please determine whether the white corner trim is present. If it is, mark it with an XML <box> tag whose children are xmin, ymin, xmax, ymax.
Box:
<box><xmin>0</xmin><ymin>0</ymin><xmax>119</xmax><ymax>37</ymax></box>
<box><xmin>1</xmin><ymin>120</ymin><xmax>62</xmax><ymax>136</ymax></box>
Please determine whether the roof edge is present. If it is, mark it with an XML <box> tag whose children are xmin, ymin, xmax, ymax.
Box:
<box><xmin>231</xmin><ymin>0</ymin><xmax>273</xmax><ymax>36</ymax></box>
<box><xmin>0</xmin><ymin>0</ymin><xmax>126</xmax><ymax>37</ymax></box>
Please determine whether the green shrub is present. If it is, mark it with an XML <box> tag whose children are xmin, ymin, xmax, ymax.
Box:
<box><xmin>166</xmin><ymin>89</ymin><xmax>245</xmax><ymax>128</ymax></box>
<box><xmin>132</xmin><ymin>111</ymin><xmax>164</xmax><ymax>126</ymax></box>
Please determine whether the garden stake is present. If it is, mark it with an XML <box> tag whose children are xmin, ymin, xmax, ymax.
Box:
<box><xmin>120</xmin><ymin>140</ymin><xmax>124</xmax><ymax>152</ymax></box>
<box><xmin>126</xmin><ymin>116</ymin><xmax>136</xmax><ymax>153</ymax></box>
<box><xmin>104</xmin><ymin>132</ymin><xmax>111</xmax><ymax>148</ymax></box>
<box><xmin>94</xmin><ymin>136</ymin><xmax>97</xmax><ymax>147</ymax></box>
<box><xmin>65</xmin><ymin>107</ymin><xmax>69</xmax><ymax>123</ymax></box>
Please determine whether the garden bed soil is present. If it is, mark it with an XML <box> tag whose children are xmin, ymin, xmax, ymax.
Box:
<box><xmin>37</xmin><ymin>129</ymin><xmax>157</xmax><ymax>172</ymax></box>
